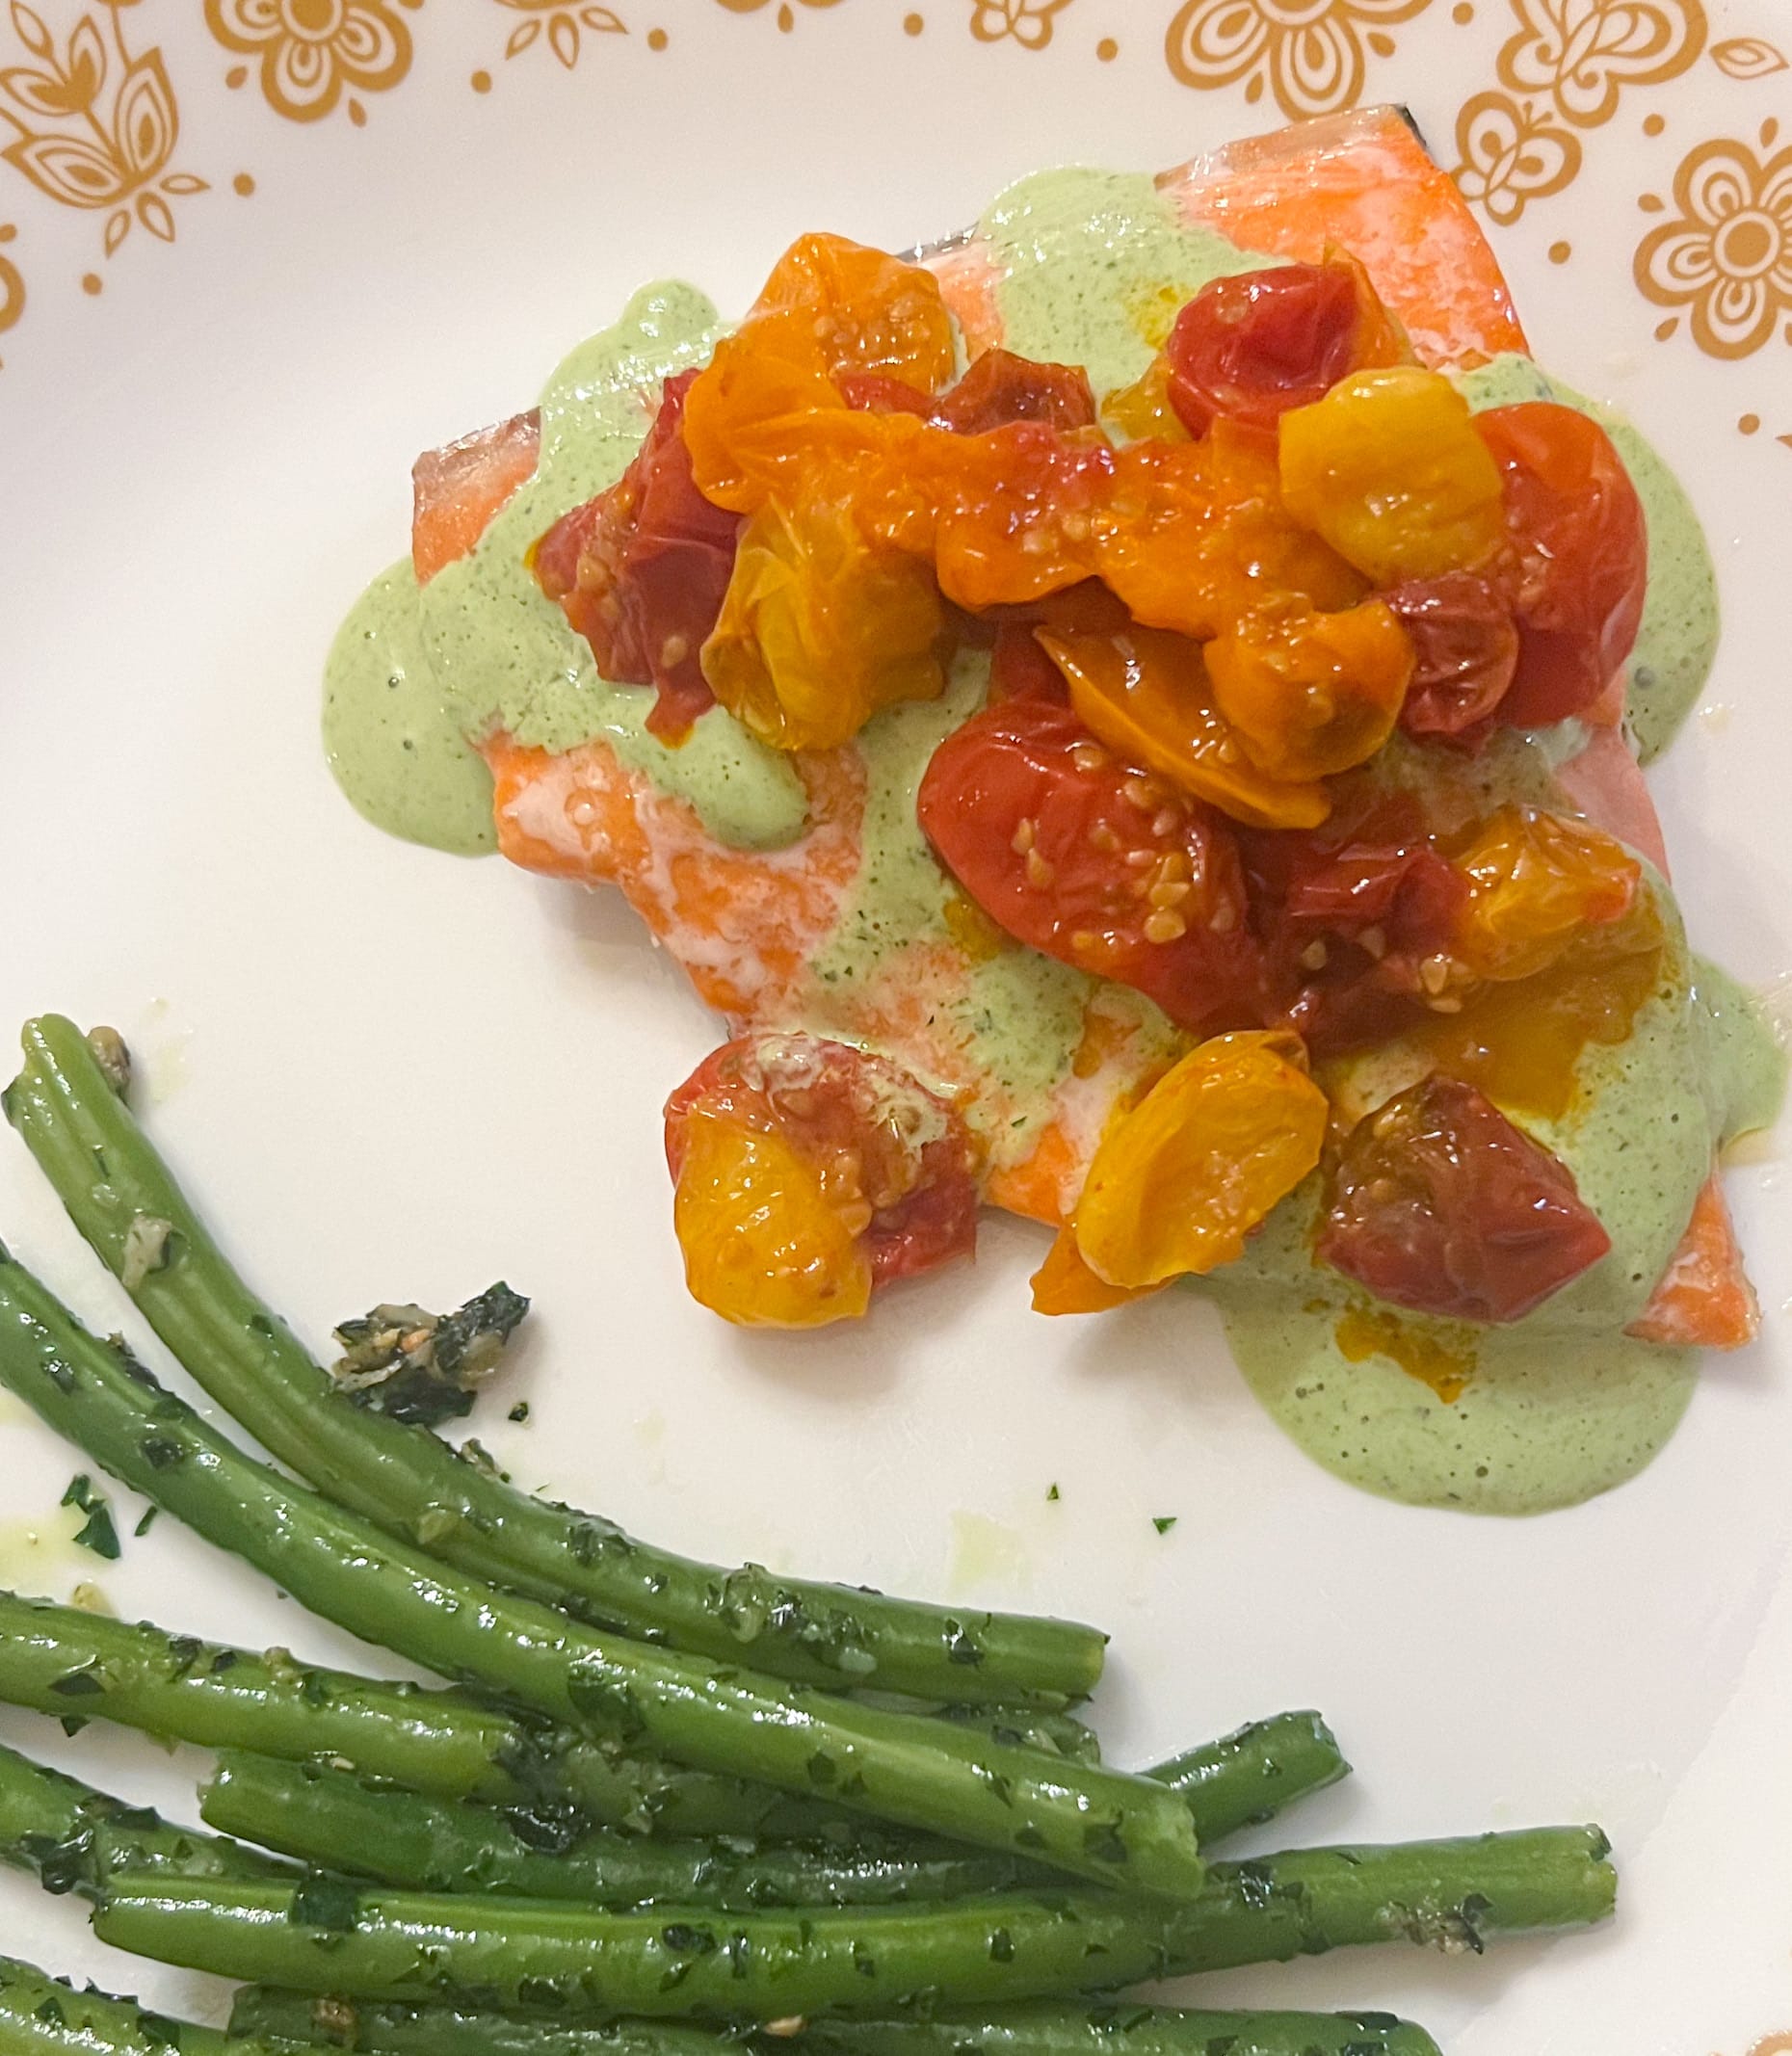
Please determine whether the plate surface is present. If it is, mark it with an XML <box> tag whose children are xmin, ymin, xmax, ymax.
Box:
<box><xmin>2</xmin><ymin>2</ymin><xmax>1791</xmax><ymax>2048</ymax></box>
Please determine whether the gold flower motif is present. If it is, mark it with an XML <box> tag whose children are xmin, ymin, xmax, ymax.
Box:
<box><xmin>0</xmin><ymin>3</ymin><xmax>206</xmax><ymax>256</ymax></box>
<box><xmin>1164</xmin><ymin>0</ymin><xmax>1431</xmax><ymax>119</ymax></box>
<box><xmin>711</xmin><ymin>0</ymin><xmax>842</xmax><ymax>31</ymax></box>
<box><xmin>0</xmin><ymin>221</ymin><xmax>23</xmax><ymax>354</ymax></box>
<box><xmin>1635</xmin><ymin>120</ymin><xmax>1792</xmax><ymax>359</ymax></box>
<box><xmin>1710</xmin><ymin>36</ymin><xmax>1786</xmax><ymax>81</ymax></box>
<box><xmin>970</xmin><ymin>0</ymin><xmax>1072</xmax><ymax>49</ymax></box>
<box><xmin>1496</xmin><ymin>0</ymin><xmax>1706</xmax><ymax>130</ymax></box>
<box><xmin>205</xmin><ymin>0</ymin><xmax>414</xmax><ymax>125</ymax></box>
<box><xmin>495</xmin><ymin>0</ymin><xmax>625</xmax><ymax>70</ymax></box>
<box><xmin>1452</xmin><ymin>88</ymin><xmax>1582</xmax><ymax>224</ymax></box>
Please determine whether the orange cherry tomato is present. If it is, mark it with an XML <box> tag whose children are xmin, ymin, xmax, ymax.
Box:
<box><xmin>1030</xmin><ymin>1226</ymin><xmax>1160</xmax><ymax>1314</ymax></box>
<box><xmin>749</xmin><ymin>232</ymin><xmax>958</xmax><ymax>391</ymax></box>
<box><xmin>1038</xmin><ymin>624</ymin><xmax>1331</xmax><ymax>830</ymax></box>
<box><xmin>1204</xmin><ymin>599</ymin><xmax>1414</xmax><ymax>782</ymax></box>
<box><xmin>1100</xmin><ymin>355</ymin><xmax>1191</xmax><ymax>445</ymax></box>
<box><xmin>1279</xmin><ymin>367</ymin><xmax>1507</xmax><ymax>587</ymax></box>
<box><xmin>1073</xmin><ymin>1030</ymin><xmax>1328</xmax><ymax>1288</ymax></box>
<box><xmin>700</xmin><ymin>485</ymin><xmax>949</xmax><ymax>751</ymax></box>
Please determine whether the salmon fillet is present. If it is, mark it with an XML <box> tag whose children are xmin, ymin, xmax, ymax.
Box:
<box><xmin>410</xmin><ymin>109</ymin><xmax>1754</xmax><ymax>1346</ymax></box>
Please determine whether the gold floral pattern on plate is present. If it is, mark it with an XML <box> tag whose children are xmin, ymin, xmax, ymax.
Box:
<box><xmin>1496</xmin><ymin>0</ymin><xmax>1706</xmax><ymax>128</ymax></box>
<box><xmin>1636</xmin><ymin>117</ymin><xmax>1792</xmax><ymax>358</ymax></box>
<box><xmin>0</xmin><ymin>2</ymin><xmax>205</xmax><ymax>256</ymax></box>
<box><xmin>1710</xmin><ymin>35</ymin><xmax>1785</xmax><ymax>80</ymax></box>
<box><xmin>1452</xmin><ymin>87</ymin><xmax>1582</xmax><ymax>223</ymax></box>
<box><xmin>206</xmin><ymin>0</ymin><xmax>416</xmax><ymax>125</ymax></box>
<box><xmin>0</xmin><ymin>219</ymin><xmax>22</xmax><ymax>349</ymax></box>
<box><xmin>1164</xmin><ymin>0</ymin><xmax>1432</xmax><ymax>119</ymax></box>
<box><xmin>711</xmin><ymin>0</ymin><xmax>842</xmax><ymax>32</ymax></box>
<box><xmin>970</xmin><ymin>0</ymin><xmax>1072</xmax><ymax>49</ymax></box>
<box><xmin>492</xmin><ymin>0</ymin><xmax>626</xmax><ymax>70</ymax></box>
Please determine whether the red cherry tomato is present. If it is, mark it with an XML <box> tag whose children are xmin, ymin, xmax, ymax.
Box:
<box><xmin>1385</xmin><ymin>571</ymin><xmax>1520</xmax><ymax>740</ymax></box>
<box><xmin>1317</xmin><ymin>1072</ymin><xmax>1612</xmax><ymax>1323</ymax></box>
<box><xmin>1165</xmin><ymin>263</ymin><xmax>1373</xmax><ymax>438</ymax></box>
<box><xmin>534</xmin><ymin>369</ymin><xmax>742</xmax><ymax>740</ymax></box>
<box><xmin>988</xmin><ymin>623</ymin><xmax>1069</xmax><ymax>703</ymax></box>
<box><xmin>917</xmin><ymin>698</ymin><xmax>1263</xmax><ymax>1034</ymax></box>
<box><xmin>665</xmin><ymin>1034</ymin><xmax>981</xmax><ymax>1286</ymax></box>
<box><xmin>1475</xmin><ymin>402</ymin><xmax>1647</xmax><ymax>728</ymax></box>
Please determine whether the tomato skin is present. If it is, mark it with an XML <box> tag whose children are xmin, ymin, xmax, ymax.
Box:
<box><xmin>1317</xmin><ymin>1072</ymin><xmax>1612</xmax><ymax>1324</ymax></box>
<box><xmin>534</xmin><ymin>370</ymin><xmax>741</xmax><ymax>740</ymax></box>
<box><xmin>664</xmin><ymin>1035</ymin><xmax>980</xmax><ymax>1287</ymax></box>
<box><xmin>841</xmin><ymin>352</ymin><xmax>1097</xmax><ymax>435</ymax></box>
<box><xmin>1385</xmin><ymin>571</ymin><xmax>1520</xmax><ymax>740</ymax></box>
<box><xmin>1475</xmin><ymin>402</ymin><xmax>1647</xmax><ymax>727</ymax></box>
<box><xmin>917</xmin><ymin>698</ymin><xmax>1263</xmax><ymax>1035</ymax></box>
<box><xmin>1166</xmin><ymin>264</ymin><xmax>1364</xmax><ymax>437</ymax></box>
<box><xmin>988</xmin><ymin>623</ymin><xmax>1068</xmax><ymax>704</ymax></box>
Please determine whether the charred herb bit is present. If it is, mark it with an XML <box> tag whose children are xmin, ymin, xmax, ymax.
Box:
<box><xmin>290</xmin><ymin>1874</ymin><xmax>360</xmax><ymax>1934</ymax></box>
<box><xmin>508</xmin><ymin>1402</ymin><xmax>531</xmax><ymax>1425</ymax></box>
<box><xmin>329</xmin><ymin>1285</ymin><xmax>530</xmax><ymax>1430</ymax></box>
<box><xmin>1046</xmin><ymin>1485</ymin><xmax>1060</xmax><ymax>1502</ymax></box>
<box><xmin>61</xmin><ymin>1476</ymin><xmax>121</xmax><ymax>1562</ymax></box>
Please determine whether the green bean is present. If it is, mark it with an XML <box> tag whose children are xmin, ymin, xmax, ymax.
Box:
<box><xmin>0</xmin><ymin>1595</ymin><xmax>1339</xmax><ymax>1856</ymax></box>
<box><xmin>0</xmin><ymin>1736</ymin><xmax>279</xmax><ymax>1900</ymax></box>
<box><xmin>5</xmin><ymin>1015</ymin><xmax>1103</xmax><ymax>1707</ymax></box>
<box><xmin>0</xmin><ymin>1249</ymin><xmax>1203</xmax><ymax>1896</ymax></box>
<box><xmin>1146</xmin><ymin>1713</ymin><xmax>1346</xmax><ymax>1842</ymax></box>
<box><xmin>797</xmin><ymin>2002</ymin><xmax>1442</xmax><ymax>2056</ymax></box>
<box><xmin>0</xmin><ymin>1954</ymin><xmax>292</xmax><ymax>2056</ymax></box>
<box><xmin>94</xmin><ymin>1829</ymin><xmax>1615</xmax><ymax>2018</ymax></box>
<box><xmin>200</xmin><ymin>1752</ymin><xmax>1046</xmax><ymax>1906</ymax></box>
<box><xmin>232</xmin><ymin>1990</ymin><xmax>754</xmax><ymax>2053</ymax></box>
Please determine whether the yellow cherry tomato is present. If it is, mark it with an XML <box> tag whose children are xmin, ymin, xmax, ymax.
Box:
<box><xmin>1039</xmin><ymin>624</ymin><xmax>1331</xmax><ymax>831</ymax></box>
<box><xmin>1278</xmin><ymin>366</ymin><xmax>1507</xmax><ymax>586</ymax></box>
<box><xmin>1073</xmin><ymin>1031</ymin><xmax>1328</xmax><ymax>1288</ymax></box>
<box><xmin>1452</xmin><ymin>804</ymin><xmax>1642</xmax><ymax>984</ymax></box>
<box><xmin>1030</xmin><ymin>1226</ymin><xmax>1161</xmax><ymax>1315</ymax></box>
<box><xmin>701</xmin><ymin>489</ymin><xmax>948</xmax><ymax>751</ymax></box>
<box><xmin>1204</xmin><ymin>599</ymin><xmax>1415</xmax><ymax>782</ymax></box>
<box><xmin>672</xmin><ymin>1109</ymin><xmax>873</xmax><ymax>1329</ymax></box>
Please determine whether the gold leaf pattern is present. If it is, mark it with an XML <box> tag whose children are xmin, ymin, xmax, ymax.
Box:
<box><xmin>204</xmin><ymin>0</ymin><xmax>413</xmax><ymax>123</ymax></box>
<box><xmin>710</xmin><ymin>0</ymin><xmax>844</xmax><ymax>30</ymax></box>
<box><xmin>0</xmin><ymin>223</ymin><xmax>25</xmax><ymax>353</ymax></box>
<box><xmin>1635</xmin><ymin>125</ymin><xmax>1792</xmax><ymax>357</ymax></box>
<box><xmin>490</xmin><ymin>0</ymin><xmax>629</xmax><ymax>69</ymax></box>
<box><xmin>0</xmin><ymin>2</ymin><xmax>203</xmax><ymax>256</ymax></box>
<box><xmin>1164</xmin><ymin>0</ymin><xmax>1433</xmax><ymax>120</ymax></box>
<box><xmin>1453</xmin><ymin>87</ymin><xmax>1583</xmax><ymax>223</ymax></box>
<box><xmin>1496</xmin><ymin>0</ymin><xmax>1706</xmax><ymax>129</ymax></box>
<box><xmin>969</xmin><ymin>0</ymin><xmax>1072</xmax><ymax>49</ymax></box>
<box><xmin>1710</xmin><ymin>35</ymin><xmax>1786</xmax><ymax>80</ymax></box>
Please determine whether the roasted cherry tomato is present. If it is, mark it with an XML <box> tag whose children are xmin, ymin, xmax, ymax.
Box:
<box><xmin>988</xmin><ymin>621</ymin><xmax>1069</xmax><ymax>704</ymax></box>
<box><xmin>1204</xmin><ymin>599</ymin><xmax>1414</xmax><ymax>782</ymax></box>
<box><xmin>672</xmin><ymin>1113</ymin><xmax>872</xmax><ymax>1329</ymax></box>
<box><xmin>1279</xmin><ymin>367</ymin><xmax>1507</xmax><ymax>587</ymax></box>
<box><xmin>1030</xmin><ymin>1226</ymin><xmax>1157</xmax><ymax>1314</ymax></box>
<box><xmin>1073</xmin><ymin>1031</ymin><xmax>1328</xmax><ymax>1286</ymax></box>
<box><xmin>1384</xmin><ymin>571</ymin><xmax>1520</xmax><ymax>740</ymax></box>
<box><xmin>1450</xmin><ymin>805</ymin><xmax>1641</xmax><ymax>983</ymax></box>
<box><xmin>666</xmin><ymin>1035</ymin><xmax>981</xmax><ymax>1316</ymax></box>
<box><xmin>1317</xmin><ymin>1071</ymin><xmax>1612</xmax><ymax>1323</ymax></box>
<box><xmin>533</xmin><ymin>370</ymin><xmax>741</xmax><ymax>740</ymax></box>
<box><xmin>840</xmin><ymin>351</ymin><xmax>1097</xmax><ymax>435</ymax></box>
<box><xmin>1100</xmin><ymin>354</ymin><xmax>1191</xmax><ymax>444</ymax></box>
<box><xmin>1474</xmin><ymin>402</ymin><xmax>1647</xmax><ymax>727</ymax></box>
<box><xmin>1038</xmin><ymin>624</ymin><xmax>1331</xmax><ymax>830</ymax></box>
<box><xmin>749</xmin><ymin>232</ymin><xmax>958</xmax><ymax>391</ymax></box>
<box><xmin>917</xmin><ymin>697</ymin><xmax>1264</xmax><ymax>1036</ymax></box>
<box><xmin>1164</xmin><ymin>260</ymin><xmax>1403</xmax><ymax>438</ymax></box>
<box><xmin>700</xmin><ymin>487</ymin><xmax>948</xmax><ymax>751</ymax></box>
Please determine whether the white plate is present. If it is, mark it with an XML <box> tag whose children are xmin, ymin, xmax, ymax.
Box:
<box><xmin>3</xmin><ymin>1</ymin><xmax>1791</xmax><ymax>2048</ymax></box>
